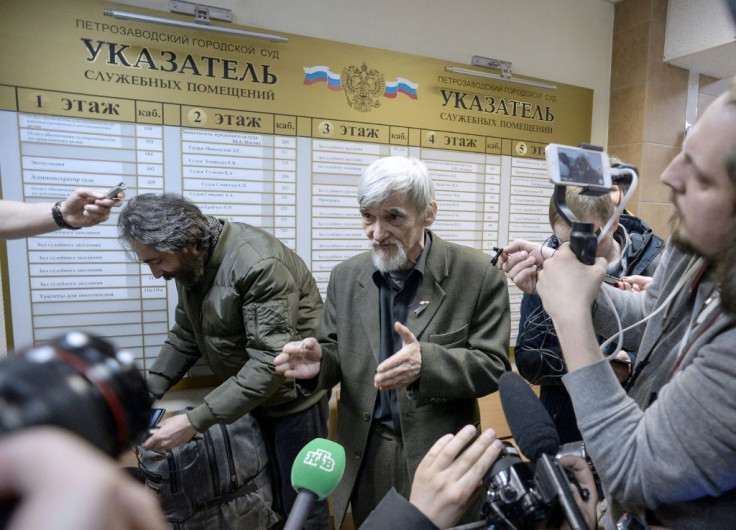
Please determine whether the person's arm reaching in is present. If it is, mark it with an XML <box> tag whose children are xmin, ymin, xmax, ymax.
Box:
<box><xmin>360</xmin><ymin>425</ymin><xmax>504</xmax><ymax>530</ymax></box>
<box><xmin>498</xmin><ymin>240</ymin><xmax>552</xmax><ymax>294</ymax></box>
<box><xmin>0</xmin><ymin>187</ymin><xmax>124</xmax><ymax>240</ymax></box>
<box><xmin>409</xmin><ymin>425</ymin><xmax>503</xmax><ymax>529</ymax></box>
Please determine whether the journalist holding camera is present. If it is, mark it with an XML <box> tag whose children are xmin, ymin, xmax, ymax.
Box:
<box><xmin>0</xmin><ymin>331</ymin><xmax>165</xmax><ymax>530</ymax></box>
<box><xmin>360</xmin><ymin>423</ymin><xmax>600</xmax><ymax>530</ymax></box>
<box><xmin>499</xmin><ymin>82</ymin><xmax>736</xmax><ymax>528</ymax></box>
<box><xmin>0</xmin><ymin>189</ymin><xmax>167</xmax><ymax>530</ymax></box>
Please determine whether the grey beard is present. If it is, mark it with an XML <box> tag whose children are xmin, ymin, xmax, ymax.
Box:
<box><xmin>371</xmin><ymin>243</ymin><xmax>408</xmax><ymax>272</ymax></box>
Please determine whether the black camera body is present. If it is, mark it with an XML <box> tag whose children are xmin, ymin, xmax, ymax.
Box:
<box><xmin>482</xmin><ymin>443</ymin><xmax>554</xmax><ymax>529</ymax></box>
<box><xmin>0</xmin><ymin>331</ymin><xmax>153</xmax><ymax>456</ymax></box>
<box><xmin>481</xmin><ymin>443</ymin><xmax>589</xmax><ymax>530</ymax></box>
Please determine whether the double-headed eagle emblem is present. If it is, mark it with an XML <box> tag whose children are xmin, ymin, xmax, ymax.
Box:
<box><xmin>342</xmin><ymin>63</ymin><xmax>385</xmax><ymax>112</ymax></box>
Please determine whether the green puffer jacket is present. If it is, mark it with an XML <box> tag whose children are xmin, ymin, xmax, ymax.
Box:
<box><xmin>147</xmin><ymin>220</ymin><xmax>326</xmax><ymax>432</ymax></box>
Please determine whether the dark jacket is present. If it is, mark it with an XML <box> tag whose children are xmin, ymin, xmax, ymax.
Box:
<box><xmin>360</xmin><ymin>488</ymin><xmax>439</xmax><ymax>530</ymax></box>
<box><xmin>616</xmin><ymin>213</ymin><xmax>665</xmax><ymax>277</ymax></box>
<box><xmin>515</xmin><ymin>215</ymin><xmax>664</xmax><ymax>444</ymax></box>
<box><xmin>147</xmin><ymin>220</ymin><xmax>326</xmax><ymax>432</ymax></box>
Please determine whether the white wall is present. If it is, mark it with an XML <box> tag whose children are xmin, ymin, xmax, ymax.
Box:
<box><xmin>665</xmin><ymin>0</ymin><xmax>736</xmax><ymax>77</ymax></box>
<box><xmin>116</xmin><ymin>0</ymin><xmax>615</xmax><ymax>145</ymax></box>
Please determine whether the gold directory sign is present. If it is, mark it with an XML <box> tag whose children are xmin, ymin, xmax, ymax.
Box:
<box><xmin>0</xmin><ymin>0</ymin><xmax>592</xmax><ymax>366</ymax></box>
<box><xmin>0</xmin><ymin>0</ymin><xmax>591</xmax><ymax>144</ymax></box>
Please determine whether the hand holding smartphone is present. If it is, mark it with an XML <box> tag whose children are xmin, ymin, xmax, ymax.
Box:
<box><xmin>104</xmin><ymin>182</ymin><xmax>127</xmax><ymax>200</ymax></box>
<box><xmin>603</xmin><ymin>274</ymin><xmax>619</xmax><ymax>285</ymax></box>
<box><xmin>149</xmin><ymin>408</ymin><xmax>165</xmax><ymax>429</ymax></box>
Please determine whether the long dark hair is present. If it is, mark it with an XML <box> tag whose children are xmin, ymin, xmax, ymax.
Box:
<box><xmin>117</xmin><ymin>193</ymin><xmax>211</xmax><ymax>260</ymax></box>
<box><xmin>715</xmin><ymin>79</ymin><xmax>736</xmax><ymax>315</ymax></box>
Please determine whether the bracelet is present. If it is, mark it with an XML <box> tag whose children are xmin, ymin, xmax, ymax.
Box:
<box><xmin>51</xmin><ymin>201</ymin><xmax>81</xmax><ymax>230</ymax></box>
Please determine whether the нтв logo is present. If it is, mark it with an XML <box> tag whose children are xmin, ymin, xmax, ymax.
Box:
<box><xmin>303</xmin><ymin>448</ymin><xmax>336</xmax><ymax>472</ymax></box>
<box><xmin>342</xmin><ymin>63</ymin><xmax>385</xmax><ymax>112</ymax></box>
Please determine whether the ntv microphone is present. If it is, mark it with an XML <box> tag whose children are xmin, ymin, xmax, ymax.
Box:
<box><xmin>499</xmin><ymin>372</ymin><xmax>590</xmax><ymax>530</ymax></box>
<box><xmin>284</xmin><ymin>438</ymin><xmax>346</xmax><ymax>530</ymax></box>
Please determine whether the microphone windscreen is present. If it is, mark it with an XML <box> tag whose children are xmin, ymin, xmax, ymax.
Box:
<box><xmin>499</xmin><ymin>372</ymin><xmax>560</xmax><ymax>461</ymax></box>
<box><xmin>291</xmin><ymin>438</ymin><xmax>346</xmax><ymax>501</ymax></box>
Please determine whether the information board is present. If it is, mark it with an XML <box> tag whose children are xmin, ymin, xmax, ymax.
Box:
<box><xmin>0</xmin><ymin>0</ymin><xmax>593</xmax><ymax>373</ymax></box>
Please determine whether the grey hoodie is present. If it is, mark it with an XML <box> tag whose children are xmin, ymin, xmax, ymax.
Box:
<box><xmin>564</xmin><ymin>246</ymin><xmax>736</xmax><ymax>529</ymax></box>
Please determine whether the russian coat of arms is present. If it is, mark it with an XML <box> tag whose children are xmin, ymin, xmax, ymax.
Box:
<box><xmin>342</xmin><ymin>63</ymin><xmax>385</xmax><ymax>112</ymax></box>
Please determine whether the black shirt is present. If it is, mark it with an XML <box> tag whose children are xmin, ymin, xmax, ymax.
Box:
<box><xmin>371</xmin><ymin>232</ymin><xmax>431</xmax><ymax>434</ymax></box>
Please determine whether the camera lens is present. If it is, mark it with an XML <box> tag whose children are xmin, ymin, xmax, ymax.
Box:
<box><xmin>0</xmin><ymin>331</ymin><xmax>152</xmax><ymax>456</ymax></box>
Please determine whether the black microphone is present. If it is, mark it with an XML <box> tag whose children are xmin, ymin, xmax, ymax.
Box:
<box><xmin>499</xmin><ymin>372</ymin><xmax>590</xmax><ymax>530</ymax></box>
<box><xmin>499</xmin><ymin>371</ymin><xmax>559</xmax><ymax>461</ymax></box>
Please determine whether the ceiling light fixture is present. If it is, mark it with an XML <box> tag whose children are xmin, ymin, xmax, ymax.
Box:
<box><xmin>103</xmin><ymin>1</ymin><xmax>288</xmax><ymax>43</ymax></box>
<box><xmin>445</xmin><ymin>56</ymin><xmax>556</xmax><ymax>90</ymax></box>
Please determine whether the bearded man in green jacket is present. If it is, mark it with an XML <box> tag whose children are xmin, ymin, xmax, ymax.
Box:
<box><xmin>118</xmin><ymin>193</ymin><xmax>330</xmax><ymax>529</ymax></box>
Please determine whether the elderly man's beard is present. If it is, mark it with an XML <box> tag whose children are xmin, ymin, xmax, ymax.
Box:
<box><xmin>371</xmin><ymin>237</ymin><xmax>408</xmax><ymax>272</ymax></box>
<box><xmin>163</xmin><ymin>252</ymin><xmax>206</xmax><ymax>288</ymax></box>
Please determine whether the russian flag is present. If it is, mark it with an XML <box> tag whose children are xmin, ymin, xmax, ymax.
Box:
<box><xmin>303</xmin><ymin>66</ymin><xmax>342</xmax><ymax>91</ymax></box>
<box><xmin>384</xmin><ymin>78</ymin><xmax>418</xmax><ymax>99</ymax></box>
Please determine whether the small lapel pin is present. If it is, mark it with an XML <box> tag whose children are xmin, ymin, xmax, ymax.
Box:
<box><xmin>412</xmin><ymin>300</ymin><xmax>430</xmax><ymax>316</ymax></box>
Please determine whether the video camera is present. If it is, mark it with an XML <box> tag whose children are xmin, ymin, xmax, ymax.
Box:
<box><xmin>454</xmin><ymin>372</ymin><xmax>592</xmax><ymax>530</ymax></box>
<box><xmin>480</xmin><ymin>442</ymin><xmax>590</xmax><ymax>530</ymax></box>
<box><xmin>545</xmin><ymin>143</ymin><xmax>638</xmax><ymax>265</ymax></box>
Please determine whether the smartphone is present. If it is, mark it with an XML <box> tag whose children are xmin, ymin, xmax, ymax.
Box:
<box><xmin>104</xmin><ymin>181</ymin><xmax>127</xmax><ymax>200</ymax></box>
<box><xmin>603</xmin><ymin>274</ymin><xmax>619</xmax><ymax>285</ymax></box>
<box><xmin>545</xmin><ymin>144</ymin><xmax>611</xmax><ymax>189</ymax></box>
<box><xmin>149</xmin><ymin>407</ymin><xmax>166</xmax><ymax>428</ymax></box>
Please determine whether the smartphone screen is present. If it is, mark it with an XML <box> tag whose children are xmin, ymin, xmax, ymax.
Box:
<box><xmin>149</xmin><ymin>408</ymin><xmax>166</xmax><ymax>428</ymax></box>
<box><xmin>546</xmin><ymin>144</ymin><xmax>611</xmax><ymax>188</ymax></box>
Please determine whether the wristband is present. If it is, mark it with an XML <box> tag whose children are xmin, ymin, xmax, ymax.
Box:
<box><xmin>52</xmin><ymin>201</ymin><xmax>81</xmax><ymax>230</ymax></box>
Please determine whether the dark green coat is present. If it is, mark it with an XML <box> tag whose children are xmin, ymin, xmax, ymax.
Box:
<box><xmin>148</xmin><ymin>220</ymin><xmax>325</xmax><ymax>431</ymax></box>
